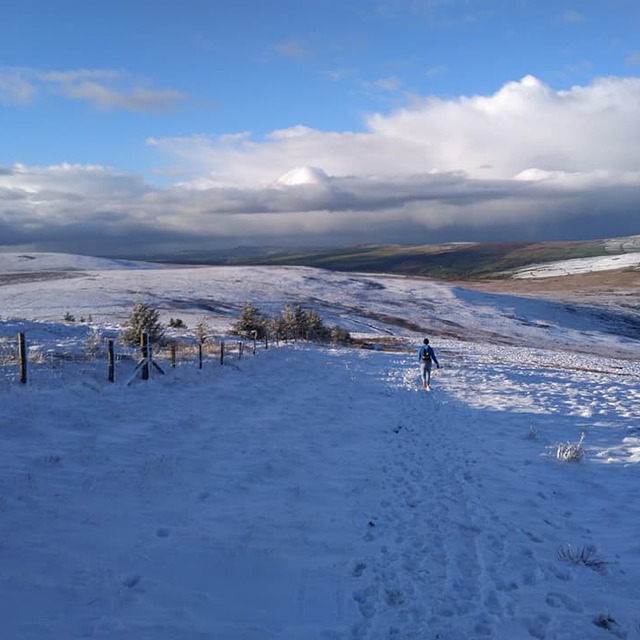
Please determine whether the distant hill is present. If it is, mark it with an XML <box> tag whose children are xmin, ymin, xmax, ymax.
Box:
<box><xmin>138</xmin><ymin>236</ymin><xmax>640</xmax><ymax>281</ymax></box>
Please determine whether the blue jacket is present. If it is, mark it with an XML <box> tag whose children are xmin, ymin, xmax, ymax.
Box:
<box><xmin>418</xmin><ymin>345</ymin><xmax>439</xmax><ymax>366</ymax></box>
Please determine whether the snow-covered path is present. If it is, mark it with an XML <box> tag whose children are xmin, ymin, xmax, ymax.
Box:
<box><xmin>342</xmin><ymin>347</ymin><xmax>640</xmax><ymax>639</ymax></box>
<box><xmin>2</xmin><ymin>343</ymin><xmax>640</xmax><ymax>639</ymax></box>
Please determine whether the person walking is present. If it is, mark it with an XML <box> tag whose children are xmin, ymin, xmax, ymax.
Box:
<box><xmin>418</xmin><ymin>338</ymin><xmax>439</xmax><ymax>390</ymax></box>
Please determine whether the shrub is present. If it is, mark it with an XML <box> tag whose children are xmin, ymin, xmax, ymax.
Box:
<box><xmin>330</xmin><ymin>324</ymin><xmax>352</xmax><ymax>345</ymax></box>
<box><xmin>63</xmin><ymin>312</ymin><xmax>75</xmax><ymax>323</ymax></box>
<box><xmin>593</xmin><ymin>613</ymin><xmax>617</xmax><ymax>630</ymax></box>
<box><xmin>85</xmin><ymin>327</ymin><xmax>105</xmax><ymax>358</ymax></box>
<box><xmin>556</xmin><ymin>432</ymin><xmax>585</xmax><ymax>463</ymax></box>
<box><xmin>233</xmin><ymin>300</ymin><xmax>351</xmax><ymax>345</ymax></box>
<box><xmin>120</xmin><ymin>301</ymin><xmax>166</xmax><ymax>347</ymax></box>
<box><xmin>557</xmin><ymin>544</ymin><xmax>609</xmax><ymax>573</ymax></box>
<box><xmin>281</xmin><ymin>303</ymin><xmax>331</xmax><ymax>341</ymax></box>
<box><xmin>304</xmin><ymin>308</ymin><xmax>330</xmax><ymax>341</ymax></box>
<box><xmin>168</xmin><ymin>317</ymin><xmax>186</xmax><ymax>329</ymax></box>
<box><xmin>0</xmin><ymin>337</ymin><xmax>16</xmax><ymax>365</ymax></box>
<box><xmin>268</xmin><ymin>313</ymin><xmax>285</xmax><ymax>340</ymax></box>
<box><xmin>194</xmin><ymin>319</ymin><xmax>210</xmax><ymax>345</ymax></box>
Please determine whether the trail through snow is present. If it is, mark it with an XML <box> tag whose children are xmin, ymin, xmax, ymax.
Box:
<box><xmin>2</xmin><ymin>341</ymin><xmax>640</xmax><ymax>639</ymax></box>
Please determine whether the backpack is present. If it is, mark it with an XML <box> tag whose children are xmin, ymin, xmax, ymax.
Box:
<box><xmin>421</xmin><ymin>347</ymin><xmax>431</xmax><ymax>363</ymax></box>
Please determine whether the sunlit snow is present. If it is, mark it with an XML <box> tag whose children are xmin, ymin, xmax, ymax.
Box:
<box><xmin>513</xmin><ymin>252</ymin><xmax>640</xmax><ymax>279</ymax></box>
<box><xmin>1</xmin><ymin>253</ymin><xmax>640</xmax><ymax>639</ymax></box>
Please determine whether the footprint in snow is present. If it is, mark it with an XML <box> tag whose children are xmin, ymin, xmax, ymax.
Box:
<box><xmin>122</xmin><ymin>573</ymin><xmax>142</xmax><ymax>588</ymax></box>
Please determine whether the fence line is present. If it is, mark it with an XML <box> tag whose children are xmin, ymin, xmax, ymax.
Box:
<box><xmin>0</xmin><ymin>331</ymin><xmax>266</xmax><ymax>386</ymax></box>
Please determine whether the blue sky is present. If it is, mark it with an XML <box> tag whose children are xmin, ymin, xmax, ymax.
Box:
<box><xmin>1</xmin><ymin>0</ymin><xmax>640</xmax><ymax>256</ymax></box>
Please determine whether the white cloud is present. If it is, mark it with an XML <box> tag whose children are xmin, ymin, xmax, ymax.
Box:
<box><xmin>54</xmin><ymin>81</ymin><xmax>186</xmax><ymax>113</ymax></box>
<box><xmin>150</xmin><ymin>75</ymin><xmax>640</xmax><ymax>184</ymax></box>
<box><xmin>4</xmin><ymin>163</ymin><xmax>149</xmax><ymax>198</ymax></box>
<box><xmin>0</xmin><ymin>70</ymin><xmax>37</xmax><ymax>105</ymax></box>
<box><xmin>627</xmin><ymin>51</ymin><xmax>640</xmax><ymax>67</ymax></box>
<box><xmin>274</xmin><ymin>40</ymin><xmax>312</xmax><ymax>58</ymax></box>
<box><xmin>2</xmin><ymin>75</ymin><xmax>640</xmax><ymax>255</ymax></box>
<box><xmin>41</xmin><ymin>69</ymin><xmax>121</xmax><ymax>83</ymax></box>
<box><xmin>0</xmin><ymin>66</ymin><xmax>187</xmax><ymax>113</ymax></box>
<box><xmin>562</xmin><ymin>10</ymin><xmax>585</xmax><ymax>23</ymax></box>
<box><xmin>366</xmin><ymin>76</ymin><xmax>403</xmax><ymax>92</ymax></box>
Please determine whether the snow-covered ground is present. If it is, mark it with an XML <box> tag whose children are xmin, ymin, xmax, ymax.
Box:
<box><xmin>0</xmin><ymin>252</ymin><xmax>162</xmax><ymax>273</ymax></box>
<box><xmin>512</xmin><ymin>253</ymin><xmax>640</xmax><ymax>279</ymax></box>
<box><xmin>0</xmin><ymin>252</ymin><xmax>638</xmax><ymax>358</ymax></box>
<box><xmin>1</xmin><ymin>253</ymin><xmax>640</xmax><ymax>639</ymax></box>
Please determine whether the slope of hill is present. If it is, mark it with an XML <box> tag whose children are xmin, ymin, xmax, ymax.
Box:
<box><xmin>0</xmin><ymin>252</ymin><xmax>161</xmax><ymax>273</ymax></box>
<box><xmin>137</xmin><ymin>235</ymin><xmax>640</xmax><ymax>281</ymax></box>
<box><xmin>1</xmin><ymin>274</ymin><xmax>640</xmax><ymax>638</ymax></box>
<box><xmin>1</xmin><ymin>252</ymin><xmax>639</xmax><ymax>358</ymax></box>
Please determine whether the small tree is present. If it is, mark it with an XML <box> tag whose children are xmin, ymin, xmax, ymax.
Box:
<box><xmin>232</xmin><ymin>302</ymin><xmax>268</xmax><ymax>339</ymax></box>
<box><xmin>305</xmin><ymin>308</ymin><xmax>329</xmax><ymax>341</ymax></box>
<box><xmin>330</xmin><ymin>325</ymin><xmax>351</xmax><ymax>345</ymax></box>
<box><xmin>268</xmin><ymin>312</ymin><xmax>285</xmax><ymax>341</ymax></box>
<box><xmin>121</xmin><ymin>301</ymin><xmax>165</xmax><ymax>347</ymax></box>
<box><xmin>282</xmin><ymin>303</ymin><xmax>308</xmax><ymax>340</ymax></box>
<box><xmin>194</xmin><ymin>319</ymin><xmax>210</xmax><ymax>345</ymax></box>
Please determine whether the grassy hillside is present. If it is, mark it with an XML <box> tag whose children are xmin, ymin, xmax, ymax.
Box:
<box><xmin>154</xmin><ymin>239</ymin><xmax>617</xmax><ymax>280</ymax></box>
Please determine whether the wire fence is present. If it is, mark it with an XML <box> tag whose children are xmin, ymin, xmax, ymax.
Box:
<box><xmin>0</xmin><ymin>330</ymin><xmax>270</xmax><ymax>388</ymax></box>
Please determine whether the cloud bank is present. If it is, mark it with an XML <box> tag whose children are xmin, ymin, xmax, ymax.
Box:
<box><xmin>2</xmin><ymin>75</ymin><xmax>640</xmax><ymax>256</ymax></box>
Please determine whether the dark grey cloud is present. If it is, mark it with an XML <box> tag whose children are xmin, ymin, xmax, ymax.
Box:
<box><xmin>2</xmin><ymin>163</ymin><xmax>639</xmax><ymax>258</ymax></box>
<box><xmin>2</xmin><ymin>76</ymin><xmax>640</xmax><ymax>256</ymax></box>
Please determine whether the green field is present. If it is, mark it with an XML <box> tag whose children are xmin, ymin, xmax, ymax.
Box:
<box><xmin>157</xmin><ymin>239</ymin><xmax>617</xmax><ymax>281</ymax></box>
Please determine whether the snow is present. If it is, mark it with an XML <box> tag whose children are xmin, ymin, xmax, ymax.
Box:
<box><xmin>0</xmin><ymin>252</ymin><xmax>161</xmax><ymax>273</ymax></box>
<box><xmin>2</xmin><ymin>254</ymin><xmax>640</xmax><ymax>639</ymax></box>
<box><xmin>0</xmin><ymin>253</ymin><xmax>637</xmax><ymax>358</ymax></box>
<box><xmin>512</xmin><ymin>253</ymin><xmax>640</xmax><ymax>279</ymax></box>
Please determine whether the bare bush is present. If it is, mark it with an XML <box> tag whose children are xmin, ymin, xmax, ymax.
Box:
<box><xmin>556</xmin><ymin>432</ymin><xmax>585</xmax><ymax>463</ymax></box>
<box><xmin>0</xmin><ymin>337</ymin><xmax>17</xmax><ymax>365</ymax></box>
<box><xmin>593</xmin><ymin>613</ymin><xmax>617</xmax><ymax>631</ymax></box>
<box><xmin>194</xmin><ymin>319</ymin><xmax>210</xmax><ymax>345</ymax></box>
<box><xmin>85</xmin><ymin>328</ymin><xmax>105</xmax><ymax>358</ymax></box>
<box><xmin>557</xmin><ymin>544</ymin><xmax>609</xmax><ymax>573</ymax></box>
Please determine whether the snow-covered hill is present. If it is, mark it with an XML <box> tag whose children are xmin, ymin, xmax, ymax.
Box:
<box><xmin>0</xmin><ymin>252</ymin><xmax>162</xmax><ymax>273</ymax></box>
<box><xmin>0</xmin><ymin>252</ymin><xmax>638</xmax><ymax>358</ymax></box>
<box><xmin>512</xmin><ymin>252</ymin><xmax>640</xmax><ymax>279</ymax></box>
<box><xmin>1</xmin><ymin>253</ymin><xmax>640</xmax><ymax>639</ymax></box>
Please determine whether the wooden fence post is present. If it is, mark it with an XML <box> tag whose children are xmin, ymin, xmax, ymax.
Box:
<box><xmin>18</xmin><ymin>332</ymin><xmax>27</xmax><ymax>384</ymax></box>
<box><xmin>220</xmin><ymin>341</ymin><xmax>224</xmax><ymax>365</ymax></box>
<box><xmin>107</xmin><ymin>339</ymin><xmax>115</xmax><ymax>382</ymax></box>
<box><xmin>126</xmin><ymin>331</ymin><xmax>164</xmax><ymax>385</ymax></box>
<box><xmin>170</xmin><ymin>344</ymin><xmax>176</xmax><ymax>368</ymax></box>
<box><xmin>141</xmin><ymin>332</ymin><xmax>149</xmax><ymax>380</ymax></box>
<box><xmin>198</xmin><ymin>344</ymin><xmax>203</xmax><ymax>369</ymax></box>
